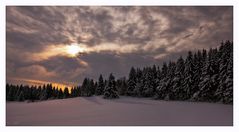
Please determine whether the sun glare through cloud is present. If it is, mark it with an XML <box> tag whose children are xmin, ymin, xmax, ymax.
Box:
<box><xmin>65</xmin><ymin>43</ymin><xmax>86</xmax><ymax>57</ymax></box>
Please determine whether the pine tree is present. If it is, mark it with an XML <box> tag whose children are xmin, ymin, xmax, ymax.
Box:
<box><xmin>81</xmin><ymin>78</ymin><xmax>90</xmax><ymax>96</ymax></box>
<box><xmin>7</xmin><ymin>85</ymin><xmax>16</xmax><ymax>101</ymax></box>
<box><xmin>40</xmin><ymin>87</ymin><xmax>48</xmax><ymax>100</ymax></box>
<box><xmin>165</xmin><ymin>62</ymin><xmax>176</xmax><ymax>100</ymax></box>
<box><xmin>70</xmin><ymin>87</ymin><xmax>77</xmax><ymax>97</ymax></box>
<box><xmin>193</xmin><ymin>49</ymin><xmax>217</xmax><ymax>102</ymax></box>
<box><xmin>171</xmin><ymin>56</ymin><xmax>185</xmax><ymax>100</ymax></box>
<box><xmin>89</xmin><ymin>79</ymin><xmax>95</xmax><ymax>96</ymax></box>
<box><xmin>191</xmin><ymin>51</ymin><xmax>203</xmax><ymax>98</ymax></box>
<box><xmin>118</xmin><ymin>77</ymin><xmax>128</xmax><ymax>95</ymax></box>
<box><xmin>17</xmin><ymin>91</ymin><xmax>25</xmax><ymax>101</ymax></box>
<box><xmin>215</xmin><ymin>41</ymin><xmax>233</xmax><ymax>103</ymax></box>
<box><xmin>183</xmin><ymin>51</ymin><xmax>195</xmax><ymax>100</ymax></box>
<box><xmin>155</xmin><ymin>63</ymin><xmax>168</xmax><ymax>99</ymax></box>
<box><xmin>135</xmin><ymin>68</ymin><xmax>143</xmax><ymax>97</ymax></box>
<box><xmin>142</xmin><ymin>67</ymin><xmax>155</xmax><ymax>97</ymax></box>
<box><xmin>223</xmin><ymin>52</ymin><xmax>233</xmax><ymax>103</ymax></box>
<box><xmin>57</xmin><ymin>88</ymin><xmax>64</xmax><ymax>99</ymax></box>
<box><xmin>63</xmin><ymin>87</ymin><xmax>70</xmax><ymax>98</ymax></box>
<box><xmin>103</xmin><ymin>73</ymin><xmax>119</xmax><ymax>99</ymax></box>
<box><xmin>126</xmin><ymin>67</ymin><xmax>137</xmax><ymax>96</ymax></box>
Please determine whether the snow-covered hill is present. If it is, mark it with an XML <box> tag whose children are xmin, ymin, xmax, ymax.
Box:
<box><xmin>6</xmin><ymin>96</ymin><xmax>232</xmax><ymax>126</ymax></box>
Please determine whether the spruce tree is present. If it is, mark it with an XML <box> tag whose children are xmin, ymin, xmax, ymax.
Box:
<box><xmin>135</xmin><ymin>69</ymin><xmax>143</xmax><ymax>97</ymax></box>
<box><xmin>171</xmin><ymin>57</ymin><xmax>185</xmax><ymax>100</ymax></box>
<box><xmin>63</xmin><ymin>87</ymin><xmax>70</xmax><ymax>98</ymax></box>
<box><xmin>57</xmin><ymin>88</ymin><xmax>64</xmax><ymax>99</ymax></box>
<box><xmin>193</xmin><ymin>49</ymin><xmax>217</xmax><ymax>102</ymax></box>
<box><xmin>215</xmin><ymin>41</ymin><xmax>233</xmax><ymax>103</ymax></box>
<box><xmin>142</xmin><ymin>68</ymin><xmax>154</xmax><ymax>97</ymax></box>
<box><xmin>126</xmin><ymin>67</ymin><xmax>137</xmax><ymax>96</ymax></box>
<box><xmin>103</xmin><ymin>73</ymin><xmax>119</xmax><ymax>99</ymax></box>
<box><xmin>183</xmin><ymin>51</ymin><xmax>195</xmax><ymax>100</ymax></box>
<box><xmin>155</xmin><ymin>63</ymin><xmax>168</xmax><ymax>99</ymax></box>
<box><xmin>17</xmin><ymin>91</ymin><xmax>25</xmax><ymax>102</ymax></box>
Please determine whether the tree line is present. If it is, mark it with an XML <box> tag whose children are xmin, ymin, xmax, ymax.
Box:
<box><xmin>6</xmin><ymin>41</ymin><xmax>233</xmax><ymax>104</ymax></box>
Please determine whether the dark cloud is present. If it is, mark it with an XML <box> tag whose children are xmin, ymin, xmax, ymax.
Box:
<box><xmin>6</xmin><ymin>6</ymin><xmax>233</xmax><ymax>85</ymax></box>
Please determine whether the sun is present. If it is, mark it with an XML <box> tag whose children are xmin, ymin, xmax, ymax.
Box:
<box><xmin>66</xmin><ymin>43</ymin><xmax>85</xmax><ymax>57</ymax></box>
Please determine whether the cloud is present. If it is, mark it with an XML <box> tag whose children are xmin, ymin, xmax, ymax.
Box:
<box><xmin>6</xmin><ymin>6</ymin><xmax>233</xmax><ymax>85</ymax></box>
<box><xmin>15</xmin><ymin>65</ymin><xmax>56</xmax><ymax>80</ymax></box>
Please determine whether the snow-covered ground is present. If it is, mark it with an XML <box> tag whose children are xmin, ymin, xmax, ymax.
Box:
<box><xmin>6</xmin><ymin>96</ymin><xmax>232</xmax><ymax>126</ymax></box>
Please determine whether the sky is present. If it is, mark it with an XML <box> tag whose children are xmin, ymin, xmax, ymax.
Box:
<box><xmin>6</xmin><ymin>6</ymin><xmax>233</xmax><ymax>88</ymax></box>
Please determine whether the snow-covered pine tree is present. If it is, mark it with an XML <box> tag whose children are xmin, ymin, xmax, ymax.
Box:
<box><xmin>126</xmin><ymin>67</ymin><xmax>137</xmax><ymax>96</ymax></box>
<box><xmin>155</xmin><ymin>63</ymin><xmax>168</xmax><ymax>99</ymax></box>
<box><xmin>191</xmin><ymin>51</ymin><xmax>203</xmax><ymax>99</ymax></box>
<box><xmin>182</xmin><ymin>51</ymin><xmax>195</xmax><ymax>100</ymax></box>
<box><xmin>151</xmin><ymin>65</ymin><xmax>158</xmax><ymax>94</ymax></box>
<box><xmin>141</xmin><ymin>67</ymin><xmax>155</xmax><ymax>97</ymax></box>
<box><xmin>89</xmin><ymin>79</ymin><xmax>95</xmax><ymax>95</ymax></box>
<box><xmin>210</xmin><ymin>49</ymin><xmax>220</xmax><ymax>100</ymax></box>
<box><xmin>193</xmin><ymin>49</ymin><xmax>218</xmax><ymax>102</ymax></box>
<box><xmin>135</xmin><ymin>68</ymin><xmax>143</xmax><ymax>97</ymax></box>
<box><xmin>81</xmin><ymin>78</ymin><xmax>92</xmax><ymax>96</ymax></box>
<box><xmin>103</xmin><ymin>73</ymin><xmax>119</xmax><ymax>99</ymax></box>
<box><xmin>171</xmin><ymin>56</ymin><xmax>185</xmax><ymax>100</ymax></box>
<box><xmin>164</xmin><ymin>62</ymin><xmax>176</xmax><ymax>100</ymax></box>
<box><xmin>223</xmin><ymin>51</ymin><xmax>233</xmax><ymax>104</ymax></box>
<box><xmin>96</xmin><ymin>74</ymin><xmax>104</xmax><ymax>95</ymax></box>
<box><xmin>215</xmin><ymin>42</ymin><xmax>227</xmax><ymax>102</ymax></box>
<box><xmin>215</xmin><ymin>41</ymin><xmax>233</xmax><ymax>103</ymax></box>
<box><xmin>118</xmin><ymin>77</ymin><xmax>127</xmax><ymax>95</ymax></box>
<box><xmin>155</xmin><ymin>66</ymin><xmax>161</xmax><ymax>93</ymax></box>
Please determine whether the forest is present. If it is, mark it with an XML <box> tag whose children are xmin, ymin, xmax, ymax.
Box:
<box><xmin>6</xmin><ymin>41</ymin><xmax>233</xmax><ymax>104</ymax></box>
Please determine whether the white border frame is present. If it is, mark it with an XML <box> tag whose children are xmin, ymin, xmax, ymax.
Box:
<box><xmin>1</xmin><ymin>0</ymin><xmax>238</xmax><ymax>132</ymax></box>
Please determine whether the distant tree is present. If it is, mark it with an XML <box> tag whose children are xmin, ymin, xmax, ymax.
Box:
<box><xmin>63</xmin><ymin>87</ymin><xmax>70</xmax><ymax>98</ymax></box>
<box><xmin>70</xmin><ymin>87</ymin><xmax>77</xmax><ymax>97</ymax></box>
<box><xmin>40</xmin><ymin>87</ymin><xmax>48</xmax><ymax>100</ymax></box>
<box><xmin>17</xmin><ymin>91</ymin><xmax>25</xmax><ymax>102</ymax></box>
<box><xmin>7</xmin><ymin>85</ymin><xmax>16</xmax><ymax>101</ymax></box>
<box><xmin>57</xmin><ymin>88</ymin><xmax>64</xmax><ymax>99</ymax></box>
<box><xmin>103</xmin><ymin>73</ymin><xmax>119</xmax><ymax>99</ymax></box>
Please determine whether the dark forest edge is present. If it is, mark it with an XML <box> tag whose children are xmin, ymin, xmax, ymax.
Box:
<box><xmin>6</xmin><ymin>41</ymin><xmax>233</xmax><ymax>104</ymax></box>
